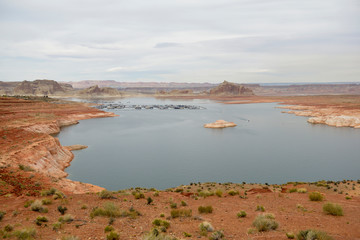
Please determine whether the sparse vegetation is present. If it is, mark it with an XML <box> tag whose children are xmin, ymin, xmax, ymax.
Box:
<box><xmin>152</xmin><ymin>219</ymin><xmax>170</xmax><ymax>230</ymax></box>
<box><xmin>90</xmin><ymin>202</ymin><xmax>140</xmax><ymax>219</ymax></box>
<box><xmin>13</xmin><ymin>227</ymin><xmax>36</xmax><ymax>240</ymax></box>
<box><xmin>309</xmin><ymin>192</ymin><xmax>324</xmax><ymax>201</ymax></box>
<box><xmin>286</xmin><ymin>232</ymin><xmax>295</xmax><ymax>239</ymax></box>
<box><xmin>252</xmin><ymin>214</ymin><xmax>279</xmax><ymax>232</ymax></box>
<box><xmin>256</xmin><ymin>205</ymin><xmax>265</xmax><ymax>212</ymax></box>
<box><xmin>237</xmin><ymin>211</ymin><xmax>247</xmax><ymax>218</ymax></box>
<box><xmin>57</xmin><ymin>205</ymin><xmax>68</xmax><ymax>215</ymax></box>
<box><xmin>58</xmin><ymin>214</ymin><xmax>74</xmax><ymax>223</ymax></box>
<box><xmin>61</xmin><ymin>236</ymin><xmax>80</xmax><ymax>240</ymax></box>
<box><xmin>198</xmin><ymin>205</ymin><xmax>213</xmax><ymax>214</ymax></box>
<box><xmin>180</xmin><ymin>200</ymin><xmax>187</xmax><ymax>206</ymax></box>
<box><xmin>142</xmin><ymin>228</ymin><xmax>178</xmax><ymax>240</ymax></box>
<box><xmin>41</xmin><ymin>198</ymin><xmax>52</xmax><ymax>205</ymax></box>
<box><xmin>323</xmin><ymin>202</ymin><xmax>343</xmax><ymax>216</ymax></box>
<box><xmin>170</xmin><ymin>209</ymin><xmax>192</xmax><ymax>218</ymax></box>
<box><xmin>0</xmin><ymin>211</ymin><xmax>5</xmax><ymax>221</ymax></box>
<box><xmin>133</xmin><ymin>191</ymin><xmax>145</xmax><ymax>199</ymax></box>
<box><xmin>297</xmin><ymin>229</ymin><xmax>334</xmax><ymax>240</ymax></box>
<box><xmin>199</xmin><ymin>221</ymin><xmax>214</xmax><ymax>235</ymax></box>
<box><xmin>215</xmin><ymin>189</ymin><xmax>223</xmax><ymax>197</ymax></box>
<box><xmin>18</xmin><ymin>164</ymin><xmax>34</xmax><ymax>172</ymax></box>
<box><xmin>35</xmin><ymin>216</ymin><xmax>48</xmax><ymax>226</ymax></box>
<box><xmin>30</xmin><ymin>200</ymin><xmax>48</xmax><ymax>213</ymax></box>
<box><xmin>227</xmin><ymin>189</ymin><xmax>239</xmax><ymax>196</ymax></box>
<box><xmin>209</xmin><ymin>230</ymin><xmax>224</xmax><ymax>240</ymax></box>
<box><xmin>99</xmin><ymin>190</ymin><xmax>114</xmax><ymax>199</ymax></box>
<box><xmin>105</xmin><ymin>225</ymin><xmax>115</xmax><ymax>232</ymax></box>
<box><xmin>147</xmin><ymin>197</ymin><xmax>153</xmax><ymax>205</ymax></box>
<box><xmin>297</xmin><ymin>188</ymin><xmax>307</xmax><ymax>193</ymax></box>
<box><xmin>41</xmin><ymin>188</ymin><xmax>56</xmax><ymax>196</ymax></box>
<box><xmin>106</xmin><ymin>231</ymin><xmax>120</xmax><ymax>240</ymax></box>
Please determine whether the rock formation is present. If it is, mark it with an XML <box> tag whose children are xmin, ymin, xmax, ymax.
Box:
<box><xmin>209</xmin><ymin>81</ymin><xmax>254</xmax><ymax>96</ymax></box>
<box><xmin>13</xmin><ymin>79</ymin><xmax>71</xmax><ymax>96</ymax></box>
<box><xmin>204</xmin><ymin>120</ymin><xmax>237</xmax><ymax>128</ymax></box>
<box><xmin>77</xmin><ymin>85</ymin><xmax>122</xmax><ymax>97</ymax></box>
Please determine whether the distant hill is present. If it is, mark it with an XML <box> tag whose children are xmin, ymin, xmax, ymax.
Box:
<box><xmin>209</xmin><ymin>81</ymin><xmax>254</xmax><ymax>96</ymax></box>
<box><xmin>13</xmin><ymin>80</ymin><xmax>72</xmax><ymax>96</ymax></box>
<box><xmin>77</xmin><ymin>85</ymin><xmax>122</xmax><ymax>97</ymax></box>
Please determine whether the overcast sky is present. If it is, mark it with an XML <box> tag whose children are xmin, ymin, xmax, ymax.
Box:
<box><xmin>0</xmin><ymin>0</ymin><xmax>359</xmax><ymax>83</ymax></box>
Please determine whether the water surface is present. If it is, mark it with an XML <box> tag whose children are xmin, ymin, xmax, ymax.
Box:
<box><xmin>58</xmin><ymin>98</ymin><xmax>360</xmax><ymax>190</ymax></box>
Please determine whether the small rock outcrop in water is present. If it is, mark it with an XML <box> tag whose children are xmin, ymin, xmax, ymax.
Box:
<box><xmin>204</xmin><ymin>120</ymin><xmax>237</xmax><ymax>128</ymax></box>
<box><xmin>209</xmin><ymin>81</ymin><xmax>254</xmax><ymax>96</ymax></box>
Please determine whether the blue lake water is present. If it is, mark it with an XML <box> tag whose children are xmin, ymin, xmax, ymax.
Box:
<box><xmin>57</xmin><ymin>98</ymin><xmax>360</xmax><ymax>190</ymax></box>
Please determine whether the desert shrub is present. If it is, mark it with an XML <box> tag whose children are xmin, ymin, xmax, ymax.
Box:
<box><xmin>198</xmin><ymin>190</ymin><xmax>213</xmax><ymax>198</ymax></box>
<box><xmin>252</xmin><ymin>214</ymin><xmax>279</xmax><ymax>232</ymax></box>
<box><xmin>152</xmin><ymin>219</ymin><xmax>170</xmax><ymax>229</ymax></box>
<box><xmin>41</xmin><ymin>198</ymin><xmax>52</xmax><ymax>205</ymax></box>
<box><xmin>0</xmin><ymin>211</ymin><xmax>5</xmax><ymax>221</ymax></box>
<box><xmin>237</xmin><ymin>211</ymin><xmax>247</xmax><ymax>218</ymax></box>
<box><xmin>99</xmin><ymin>190</ymin><xmax>113</xmax><ymax>199</ymax></box>
<box><xmin>215</xmin><ymin>189</ymin><xmax>223</xmax><ymax>197</ymax></box>
<box><xmin>142</xmin><ymin>228</ymin><xmax>178</xmax><ymax>240</ymax></box>
<box><xmin>228</xmin><ymin>190</ymin><xmax>239</xmax><ymax>196</ymax></box>
<box><xmin>297</xmin><ymin>229</ymin><xmax>334</xmax><ymax>240</ymax></box>
<box><xmin>4</xmin><ymin>224</ymin><xmax>13</xmax><ymax>232</ymax></box>
<box><xmin>61</xmin><ymin>236</ymin><xmax>79</xmax><ymax>240</ymax></box>
<box><xmin>322</xmin><ymin>202</ymin><xmax>343</xmax><ymax>216</ymax></box>
<box><xmin>106</xmin><ymin>231</ymin><xmax>120</xmax><ymax>240</ymax></box>
<box><xmin>41</xmin><ymin>188</ymin><xmax>57</xmax><ymax>196</ymax></box>
<box><xmin>30</xmin><ymin>200</ymin><xmax>48</xmax><ymax>213</ymax></box>
<box><xmin>132</xmin><ymin>191</ymin><xmax>145</xmax><ymax>199</ymax></box>
<box><xmin>209</xmin><ymin>230</ymin><xmax>224</xmax><ymax>240</ymax></box>
<box><xmin>181</xmin><ymin>200</ymin><xmax>187</xmax><ymax>206</ymax></box>
<box><xmin>13</xmin><ymin>227</ymin><xmax>36</xmax><ymax>240</ymax></box>
<box><xmin>81</xmin><ymin>204</ymin><xmax>88</xmax><ymax>209</ymax></box>
<box><xmin>256</xmin><ymin>205</ymin><xmax>265</xmax><ymax>212</ymax></box>
<box><xmin>90</xmin><ymin>202</ymin><xmax>140</xmax><ymax>219</ymax></box>
<box><xmin>147</xmin><ymin>197</ymin><xmax>153</xmax><ymax>205</ymax></box>
<box><xmin>53</xmin><ymin>191</ymin><xmax>65</xmax><ymax>200</ymax></box>
<box><xmin>52</xmin><ymin>222</ymin><xmax>63</xmax><ymax>231</ymax></box>
<box><xmin>309</xmin><ymin>192</ymin><xmax>323</xmax><ymax>201</ymax></box>
<box><xmin>297</xmin><ymin>188</ymin><xmax>307</xmax><ymax>193</ymax></box>
<box><xmin>289</xmin><ymin>188</ymin><xmax>297</xmax><ymax>193</ymax></box>
<box><xmin>24</xmin><ymin>200</ymin><xmax>34</xmax><ymax>208</ymax></box>
<box><xmin>18</xmin><ymin>164</ymin><xmax>34</xmax><ymax>172</ymax></box>
<box><xmin>286</xmin><ymin>232</ymin><xmax>295</xmax><ymax>239</ymax></box>
<box><xmin>35</xmin><ymin>216</ymin><xmax>48</xmax><ymax>226</ymax></box>
<box><xmin>199</xmin><ymin>221</ymin><xmax>214</xmax><ymax>233</ymax></box>
<box><xmin>105</xmin><ymin>225</ymin><xmax>115</xmax><ymax>232</ymax></box>
<box><xmin>183</xmin><ymin>232</ymin><xmax>192</xmax><ymax>237</ymax></box>
<box><xmin>198</xmin><ymin>205</ymin><xmax>213</xmax><ymax>214</ymax></box>
<box><xmin>58</xmin><ymin>206</ymin><xmax>68</xmax><ymax>215</ymax></box>
<box><xmin>170</xmin><ymin>203</ymin><xmax>177</xmax><ymax>209</ymax></box>
<box><xmin>58</xmin><ymin>214</ymin><xmax>74</xmax><ymax>223</ymax></box>
<box><xmin>170</xmin><ymin>209</ymin><xmax>192</xmax><ymax>218</ymax></box>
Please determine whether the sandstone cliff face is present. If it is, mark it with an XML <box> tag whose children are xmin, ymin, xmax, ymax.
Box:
<box><xmin>13</xmin><ymin>79</ymin><xmax>71</xmax><ymax>96</ymax></box>
<box><xmin>209</xmin><ymin>81</ymin><xmax>254</xmax><ymax>96</ymax></box>
<box><xmin>77</xmin><ymin>85</ymin><xmax>122</xmax><ymax>97</ymax></box>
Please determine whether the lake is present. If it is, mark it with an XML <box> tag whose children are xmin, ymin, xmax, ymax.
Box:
<box><xmin>57</xmin><ymin>98</ymin><xmax>360</xmax><ymax>190</ymax></box>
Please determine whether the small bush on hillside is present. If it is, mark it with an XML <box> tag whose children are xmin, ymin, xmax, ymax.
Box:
<box><xmin>199</xmin><ymin>221</ymin><xmax>214</xmax><ymax>233</ymax></box>
<box><xmin>228</xmin><ymin>189</ymin><xmax>239</xmax><ymax>196</ymax></box>
<box><xmin>13</xmin><ymin>227</ymin><xmax>36</xmax><ymax>240</ymax></box>
<box><xmin>170</xmin><ymin>203</ymin><xmax>177</xmax><ymax>209</ymax></box>
<box><xmin>309</xmin><ymin>192</ymin><xmax>324</xmax><ymax>201</ymax></box>
<box><xmin>209</xmin><ymin>230</ymin><xmax>224</xmax><ymax>240</ymax></box>
<box><xmin>297</xmin><ymin>188</ymin><xmax>307</xmax><ymax>193</ymax></box>
<box><xmin>58</xmin><ymin>206</ymin><xmax>67</xmax><ymax>215</ymax></box>
<box><xmin>256</xmin><ymin>205</ymin><xmax>265</xmax><ymax>212</ymax></box>
<box><xmin>58</xmin><ymin>214</ymin><xmax>74</xmax><ymax>223</ymax></box>
<box><xmin>215</xmin><ymin>189</ymin><xmax>223</xmax><ymax>197</ymax></box>
<box><xmin>132</xmin><ymin>191</ymin><xmax>145</xmax><ymax>199</ymax></box>
<box><xmin>170</xmin><ymin>209</ymin><xmax>192</xmax><ymax>218</ymax></box>
<box><xmin>0</xmin><ymin>211</ymin><xmax>5</xmax><ymax>221</ymax></box>
<box><xmin>152</xmin><ymin>219</ymin><xmax>170</xmax><ymax>230</ymax></box>
<box><xmin>297</xmin><ymin>229</ymin><xmax>334</xmax><ymax>240</ymax></box>
<box><xmin>286</xmin><ymin>232</ymin><xmax>295</xmax><ymax>239</ymax></box>
<box><xmin>252</xmin><ymin>214</ymin><xmax>279</xmax><ymax>232</ymax></box>
<box><xmin>35</xmin><ymin>216</ymin><xmax>48</xmax><ymax>226</ymax></box>
<box><xmin>143</xmin><ymin>228</ymin><xmax>178</xmax><ymax>240</ymax></box>
<box><xmin>41</xmin><ymin>198</ymin><xmax>52</xmax><ymax>205</ymax></box>
<box><xmin>53</xmin><ymin>191</ymin><xmax>65</xmax><ymax>200</ymax></box>
<box><xmin>99</xmin><ymin>190</ymin><xmax>113</xmax><ymax>199</ymax></box>
<box><xmin>323</xmin><ymin>202</ymin><xmax>343</xmax><ymax>216</ymax></box>
<box><xmin>198</xmin><ymin>205</ymin><xmax>213</xmax><ymax>214</ymax></box>
<box><xmin>4</xmin><ymin>224</ymin><xmax>13</xmax><ymax>232</ymax></box>
<box><xmin>289</xmin><ymin>188</ymin><xmax>297</xmax><ymax>193</ymax></box>
<box><xmin>41</xmin><ymin>188</ymin><xmax>57</xmax><ymax>196</ymax></box>
<box><xmin>181</xmin><ymin>200</ymin><xmax>187</xmax><ymax>206</ymax></box>
<box><xmin>106</xmin><ymin>231</ymin><xmax>120</xmax><ymax>240</ymax></box>
<box><xmin>147</xmin><ymin>197</ymin><xmax>153</xmax><ymax>205</ymax></box>
<box><xmin>61</xmin><ymin>236</ymin><xmax>80</xmax><ymax>240</ymax></box>
<box><xmin>237</xmin><ymin>211</ymin><xmax>247</xmax><ymax>218</ymax></box>
<box><xmin>30</xmin><ymin>200</ymin><xmax>48</xmax><ymax>213</ymax></box>
<box><xmin>105</xmin><ymin>225</ymin><xmax>115</xmax><ymax>232</ymax></box>
<box><xmin>18</xmin><ymin>164</ymin><xmax>34</xmax><ymax>172</ymax></box>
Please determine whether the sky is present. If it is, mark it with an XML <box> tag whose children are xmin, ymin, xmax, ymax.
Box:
<box><xmin>0</xmin><ymin>0</ymin><xmax>359</xmax><ymax>83</ymax></box>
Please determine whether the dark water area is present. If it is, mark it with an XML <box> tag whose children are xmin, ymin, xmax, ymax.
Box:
<box><xmin>57</xmin><ymin>98</ymin><xmax>360</xmax><ymax>190</ymax></box>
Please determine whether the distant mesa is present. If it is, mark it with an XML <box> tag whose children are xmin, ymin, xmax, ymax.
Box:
<box><xmin>204</xmin><ymin>120</ymin><xmax>237</xmax><ymax>128</ymax></box>
<box><xmin>13</xmin><ymin>79</ymin><xmax>72</xmax><ymax>96</ymax></box>
<box><xmin>77</xmin><ymin>85</ymin><xmax>122</xmax><ymax>97</ymax></box>
<box><xmin>209</xmin><ymin>81</ymin><xmax>254</xmax><ymax>96</ymax></box>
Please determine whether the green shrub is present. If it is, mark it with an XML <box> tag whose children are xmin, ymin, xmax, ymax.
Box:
<box><xmin>41</xmin><ymin>198</ymin><xmax>52</xmax><ymax>205</ymax></box>
<box><xmin>289</xmin><ymin>188</ymin><xmax>297</xmax><ymax>193</ymax></box>
<box><xmin>209</xmin><ymin>230</ymin><xmax>224</xmax><ymax>240</ymax></box>
<box><xmin>90</xmin><ymin>202</ymin><xmax>140</xmax><ymax>219</ymax></box>
<box><xmin>198</xmin><ymin>205</ymin><xmax>213</xmax><ymax>214</ymax></box>
<box><xmin>183</xmin><ymin>232</ymin><xmax>192</xmax><ymax>237</ymax></box>
<box><xmin>147</xmin><ymin>197</ymin><xmax>153</xmax><ymax>205</ymax></box>
<box><xmin>133</xmin><ymin>191</ymin><xmax>145</xmax><ymax>199</ymax></box>
<box><xmin>40</xmin><ymin>188</ymin><xmax>56</xmax><ymax>196</ymax></box>
<box><xmin>142</xmin><ymin>228</ymin><xmax>178</xmax><ymax>240</ymax></box>
<box><xmin>81</xmin><ymin>204</ymin><xmax>88</xmax><ymax>209</ymax></box>
<box><xmin>58</xmin><ymin>214</ymin><xmax>74</xmax><ymax>223</ymax></box>
<box><xmin>0</xmin><ymin>211</ymin><xmax>5</xmax><ymax>221</ymax></box>
<box><xmin>18</xmin><ymin>164</ymin><xmax>34</xmax><ymax>172</ymax></box>
<box><xmin>309</xmin><ymin>192</ymin><xmax>324</xmax><ymax>201</ymax></box>
<box><xmin>286</xmin><ymin>232</ymin><xmax>295</xmax><ymax>239</ymax></box>
<box><xmin>323</xmin><ymin>202</ymin><xmax>343</xmax><ymax>216</ymax></box>
<box><xmin>106</xmin><ymin>231</ymin><xmax>120</xmax><ymax>240</ymax></box>
<box><xmin>58</xmin><ymin>205</ymin><xmax>68</xmax><ymax>215</ymax></box>
<box><xmin>152</xmin><ymin>219</ymin><xmax>170</xmax><ymax>229</ymax></box>
<box><xmin>14</xmin><ymin>227</ymin><xmax>36</xmax><ymax>240</ymax></box>
<box><xmin>237</xmin><ymin>211</ymin><xmax>247</xmax><ymax>218</ymax></box>
<box><xmin>199</xmin><ymin>221</ymin><xmax>214</xmax><ymax>234</ymax></box>
<box><xmin>181</xmin><ymin>200</ymin><xmax>187</xmax><ymax>206</ymax></box>
<box><xmin>35</xmin><ymin>216</ymin><xmax>48</xmax><ymax>226</ymax></box>
<box><xmin>61</xmin><ymin>236</ymin><xmax>79</xmax><ymax>240</ymax></box>
<box><xmin>215</xmin><ymin>189</ymin><xmax>223</xmax><ymax>197</ymax></box>
<box><xmin>170</xmin><ymin>203</ymin><xmax>177</xmax><ymax>209</ymax></box>
<box><xmin>99</xmin><ymin>190</ymin><xmax>113</xmax><ymax>199</ymax></box>
<box><xmin>24</xmin><ymin>200</ymin><xmax>34</xmax><ymax>208</ymax></box>
<box><xmin>256</xmin><ymin>205</ymin><xmax>265</xmax><ymax>212</ymax></box>
<box><xmin>170</xmin><ymin>209</ymin><xmax>192</xmax><ymax>218</ymax></box>
<box><xmin>252</xmin><ymin>214</ymin><xmax>279</xmax><ymax>232</ymax></box>
<box><xmin>52</xmin><ymin>222</ymin><xmax>63</xmax><ymax>231</ymax></box>
<box><xmin>30</xmin><ymin>200</ymin><xmax>48</xmax><ymax>213</ymax></box>
<box><xmin>297</xmin><ymin>229</ymin><xmax>334</xmax><ymax>240</ymax></box>
<box><xmin>4</xmin><ymin>224</ymin><xmax>13</xmax><ymax>232</ymax></box>
<box><xmin>105</xmin><ymin>225</ymin><xmax>115</xmax><ymax>232</ymax></box>
<box><xmin>53</xmin><ymin>191</ymin><xmax>65</xmax><ymax>200</ymax></box>
<box><xmin>297</xmin><ymin>188</ymin><xmax>307</xmax><ymax>193</ymax></box>
<box><xmin>228</xmin><ymin>190</ymin><xmax>239</xmax><ymax>196</ymax></box>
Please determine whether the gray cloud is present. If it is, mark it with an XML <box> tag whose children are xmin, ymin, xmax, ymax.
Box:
<box><xmin>0</xmin><ymin>0</ymin><xmax>359</xmax><ymax>83</ymax></box>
